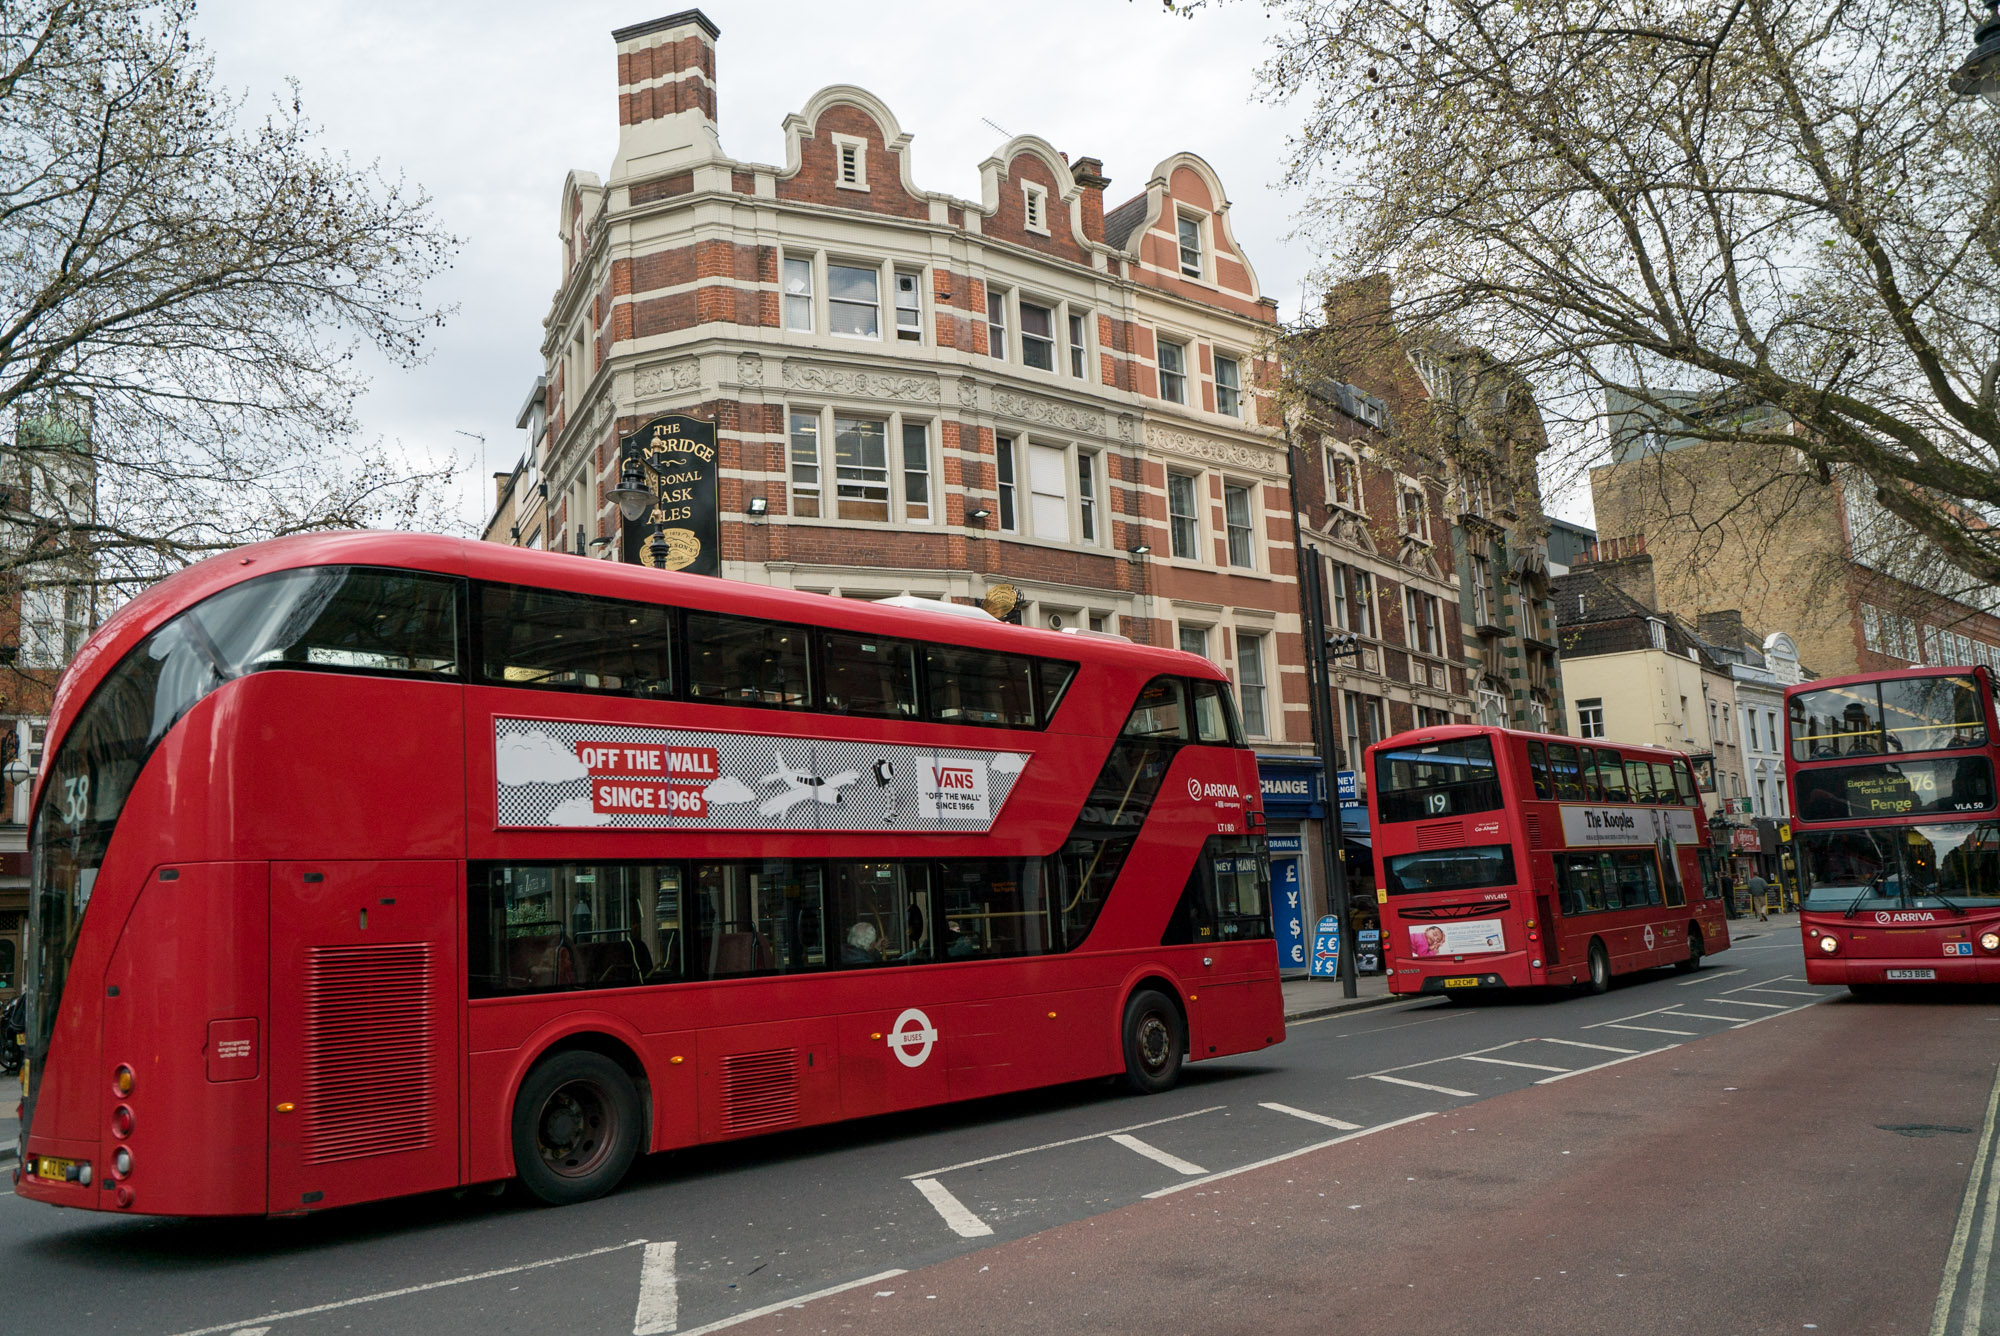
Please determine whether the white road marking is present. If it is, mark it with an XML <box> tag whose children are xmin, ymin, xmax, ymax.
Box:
<box><xmin>1144</xmin><ymin>1112</ymin><xmax>1439</xmax><ymax>1199</ymax></box>
<box><xmin>1664</xmin><ymin>1011</ymin><xmax>1757</xmax><ymax>1023</ymax></box>
<box><xmin>1460</xmin><ymin>1055</ymin><xmax>1571</xmax><ymax>1074</ymax></box>
<box><xmin>676</xmin><ymin>1269</ymin><xmax>908</xmax><ymax>1336</ymax></box>
<box><xmin>1740</xmin><ymin>986</ymin><xmax>1823</xmax><ymax>998</ymax></box>
<box><xmin>1535</xmin><ymin>1038</ymin><xmax>1639</xmax><ymax>1054</ymax></box>
<box><xmin>1367</xmin><ymin>1074</ymin><xmax>1475</xmax><ymax>1097</ymax></box>
<box><xmin>1677</xmin><ymin>968</ymin><xmax>1746</xmax><ymax>985</ymax></box>
<box><xmin>1702</xmin><ymin>998</ymin><xmax>1789</xmax><ymax>1009</ymax></box>
<box><xmin>1582</xmin><ymin>1005</ymin><xmax>1680</xmax><ymax>1029</ymax></box>
<box><xmin>1534</xmin><ymin>1045</ymin><xmax>1680</xmax><ymax>1085</ymax></box>
<box><xmin>1109</xmin><ymin>1134</ymin><xmax>1207</xmax><ymax>1176</ymax></box>
<box><xmin>912</xmin><ymin>1177</ymin><xmax>993</xmax><ymax>1238</ymax></box>
<box><xmin>1259</xmin><ymin>1102</ymin><xmax>1362</xmax><ymax>1131</ymax></box>
<box><xmin>1729</xmin><ymin>1002</ymin><xmax>1825</xmax><ymax>1028</ymax></box>
<box><xmin>904</xmin><ymin>1105</ymin><xmax>1223</xmax><ymax>1179</ymax></box>
<box><xmin>1931</xmin><ymin>1059</ymin><xmax>2000</xmax><ymax>1336</ymax></box>
<box><xmin>169</xmin><ymin>1239</ymin><xmax>649</xmax><ymax>1336</ymax></box>
<box><xmin>1605</xmin><ymin>1023</ymin><xmax>1698</xmax><ymax>1036</ymax></box>
<box><xmin>1352</xmin><ymin>1039</ymin><xmax>1532</xmax><ymax>1079</ymax></box>
<box><xmin>633</xmin><ymin>1241</ymin><xmax>677</xmax><ymax>1336</ymax></box>
<box><xmin>228</xmin><ymin>1329</ymin><xmax>272</xmax><ymax>1336</ymax></box>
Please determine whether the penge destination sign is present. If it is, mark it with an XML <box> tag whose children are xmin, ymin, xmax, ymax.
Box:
<box><xmin>624</xmin><ymin>413</ymin><xmax>719</xmax><ymax>576</ymax></box>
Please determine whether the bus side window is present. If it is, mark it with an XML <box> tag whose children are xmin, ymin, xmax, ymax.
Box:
<box><xmin>1577</xmin><ymin>747</ymin><xmax>1604</xmax><ymax>802</ymax></box>
<box><xmin>1038</xmin><ymin>660</ymin><xmax>1079</xmax><ymax>727</ymax></box>
<box><xmin>1649</xmin><ymin>762</ymin><xmax>1676</xmax><ymax>805</ymax></box>
<box><xmin>926</xmin><ymin>645</ymin><xmax>1036</xmax><ymax>727</ymax></box>
<box><xmin>1625</xmin><ymin>757</ymin><xmax>1655</xmax><ymax>802</ymax></box>
<box><xmin>1122</xmin><ymin>677</ymin><xmax>1190</xmax><ymax>740</ymax></box>
<box><xmin>1547</xmin><ymin>743</ymin><xmax>1584</xmax><ymax>801</ymax></box>
<box><xmin>1190</xmin><ymin>678</ymin><xmax>1234</xmax><ymax>744</ymax></box>
<box><xmin>1596</xmin><ymin>748</ymin><xmax>1629</xmax><ymax>803</ymax></box>
<box><xmin>687</xmin><ymin>613</ymin><xmax>812</xmax><ymax>707</ymax></box>
<box><xmin>479</xmin><ymin>584</ymin><xmax>675</xmax><ymax>698</ymax></box>
<box><xmin>938</xmin><ymin>858</ymin><xmax>1050</xmax><ymax>957</ymax></box>
<box><xmin>820</xmin><ymin>631</ymin><xmax>920</xmax><ymax>718</ymax></box>
<box><xmin>1674</xmin><ymin>760</ymin><xmax>1699</xmax><ymax>806</ymax></box>
<box><xmin>1527</xmin><ymin>741</ymin><xmax>1554</xmax><ymax>801</ymax></box>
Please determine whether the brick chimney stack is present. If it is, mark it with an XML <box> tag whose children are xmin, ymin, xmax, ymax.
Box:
<box><xmin>610</xmin><ymin>10</ymin><xmax>721</xmax><ymax>182</ymax></box>
<box><xmin>1071</xmin><ymin>156</ymin><xmax>1110</xmax><ymax>244</ymax></box>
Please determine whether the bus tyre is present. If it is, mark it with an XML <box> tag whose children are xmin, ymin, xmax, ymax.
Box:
<box><xmin>1675</xmin><ymin>928</ymin><xmax>1703</xmax><ymax>974</ymax></box>
<box><xmin>1584</xmin><ymin>942</ymin><xmax>1611</xmax><ymax>995</ymax></box>
<box><xmin>512</xmin><ymin>1050</ymin><xmax>643</xmax><ymax>1206</ymax></box>
<box><xmin>1121</xmin><ymin>988</ymin><xmax>1185</xmax><ymax>1095</ymax></box>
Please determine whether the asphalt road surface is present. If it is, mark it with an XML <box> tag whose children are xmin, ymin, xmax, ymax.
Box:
<box><xmin>5</xmin><ymin>928</ymin><xmax>1998</xmax><ymax>1336</ymax></box>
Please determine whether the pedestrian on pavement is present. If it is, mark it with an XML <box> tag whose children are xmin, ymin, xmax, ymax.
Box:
<box><xmin>1747</xmin><ymin>872</ymin><xmax>1769</xmax><ymax>921</ymax></box>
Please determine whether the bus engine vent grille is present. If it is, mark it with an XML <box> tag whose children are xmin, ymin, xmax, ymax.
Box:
<box><xmin>1415</xmin><ymin>820</ymin><xmax>1464</xmax><ymax>850</ymax></box>
<box><xmin>303</xmin><ymin>943</ymin><xmax>433</xmax><ymax>1165</ymax></box>
<box><xmin>1523</xmin><ymin>812</ymin><xmax>1540</xmax><ymax>846</ymax></box>
<box><xmin>722</xmin><ymin>1048</ymin><xmax>800</xmax><ymax>1134</ymax></box>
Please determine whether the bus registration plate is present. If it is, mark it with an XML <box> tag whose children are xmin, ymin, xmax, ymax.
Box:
<box><xmin>33</xmin><ymin>1156</ymin><xmax>76</xmax><ymax>1183</ymax></box>
<box><xmin>1442</xmin><ymin>977</ymin><xmax>1480</xmax><ymax>989</ymax></box>
<box><xmin>1885</xmin><ymin>969</ymin><xmax>1936</xmax><ymax>980</ymax></box>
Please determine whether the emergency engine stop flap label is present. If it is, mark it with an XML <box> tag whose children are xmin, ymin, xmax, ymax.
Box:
<box><xmin>493</xmin><ymin>718</ymin><xmax>1029</xmax><ymax>831</ymax></box>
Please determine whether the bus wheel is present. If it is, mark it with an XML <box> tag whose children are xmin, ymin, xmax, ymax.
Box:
<box><xmin>1121</xmin><ymin>988</ymin><xmax>1185</xmax><ymax>1095</ymax></box>
<box><xmin>1584</xmin><ymin>942</ymin><xmax>1611</xmax><ymax>995</ymax></box>
<box><xmin>512</xmin><ymin>1050</ymin><xmax>643</xmax><ymax>1206</ymax></box>
<box><xmin>1675</xmin><ymin>929</ymin><xmax>1703</xmax><ymax>974</ymax></box>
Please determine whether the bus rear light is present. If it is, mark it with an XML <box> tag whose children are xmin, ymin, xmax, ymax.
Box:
<box><xmin>1982</xmin><ymin>932</ymin><xmax>2000</xmax><ymax>952</ymax></box>
<box><xmin>1531</xmin><ymin>958</ymin><xmax>1543</xmax><ymax>968</ymax></box>
<box><xmin>113</xmin><ymin>1065</ymin><xmax>135</xmax><ymax>1097</ymax></box>
<box><xmin>1818</xmin><ymin>935</ymin><xmax>1840</xmax><ymax>954</ymax></box>
<box><xmin>110</xmin><ymin>1105</ymin><xmax>134</xmax><ymax>1139</ymax></box>
<box><xmin>112</xmin><ymin>1147</ymin><xmax>132</xmax><ymax>1178</ymax></box>
<box><xmin>1527</xmin><ymin>930</ymin><xmax>1540</xmax><ymax>942</ymax></box>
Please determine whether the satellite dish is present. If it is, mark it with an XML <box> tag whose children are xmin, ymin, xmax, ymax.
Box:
<box><xmin>982</xmin><ymin>584</ymin><xmax>1018</xmax><ymax>621</ymax></box>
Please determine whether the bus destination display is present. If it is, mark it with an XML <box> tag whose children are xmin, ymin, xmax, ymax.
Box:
<box><xmin>1794</xmin><ymin>758</ymin><xmax>1995</xmax><ymax>822</ymax></box>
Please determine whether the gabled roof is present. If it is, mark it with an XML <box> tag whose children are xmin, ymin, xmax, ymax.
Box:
<box><xmin>1102</xmin><ymin>194</ymin><xmax>1149</xmax><ymax>249</ymax></box>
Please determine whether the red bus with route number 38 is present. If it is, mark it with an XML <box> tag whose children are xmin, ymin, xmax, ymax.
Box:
<box><xmin>15</xmin><ymin>532</ymin><xmax>1283</xmax><ymax>1217</ymax></box>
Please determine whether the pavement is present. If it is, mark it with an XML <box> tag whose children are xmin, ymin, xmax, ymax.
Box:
<box><xmin>1278</xmin><ymin>913</ymin><xmax>1800</xmax><ymax>1021</ymax></box>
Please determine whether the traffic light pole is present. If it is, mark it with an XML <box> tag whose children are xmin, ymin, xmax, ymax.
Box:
<box><xmin>1299</xmin><ymin>547</ymin><xmax>1360</xmax><ymax>999</ymax></box>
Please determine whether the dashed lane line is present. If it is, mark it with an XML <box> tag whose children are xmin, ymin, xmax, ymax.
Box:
<box><xmin>675</xmin><ymin>1270</ymin><xmax>909</xmax><ymax>1336</ymax></box>
<box><xmin>1582</xmin><ymin>1004</ymin><xmax>1682</xmax><ymax>1030</ymax></box>
<box><xmin>1460</xmin><ymin>1055</ymin><xmax>1572</xmax><ymax>1073</ymax></box>
<box><xmin>1535</xmin><ymin>1038</ymin><xmax>1640</xmax><ymax>1054</ymax></box>
<box><xmin>1533</xmin><ymin>1044</ymin><xmax>1681</xmax><ymax>1085</ymax></box>
<box><xmin>1366</xmin><ymin>1074</ymin><xmax>1475</xmax><ymax>1097</ymax></box>
<box><xmin>1678</xmin><ymin>968</ymin><xmax>1746</xmax><ymax>985</ymax></box>
<box><xmin>902</xmin><ymin>1105</ymin><xmax>1224</xmax><ymax>1180</ymax></box>
<box><xmin>167</xmin><ymin>1239</ymin><xmax>650</xmax><ymax>1336</ymax></box>
<box><xmin>1142</xmin><ymin>1112</ymin><xmax>1440</xmax><ymax>1200</ymax></box>
<box><xmin>1108</xmin><ymin>1134</ymin><xmax>1207</xmax><ymax>1176</ymax></box>
<box><xmin>1664</xmin><ymin>1011</ymin><xmax>1760</xmax><ymax>1024</ymax></box>
<box><xmin>1738</xmin><ymin>986</ymin><xmax>1822</xmax><ymax>998</ymax></box>
<box><xmin>912</xmin><ymin>1177</ymin><xmax>994</xmax><ymax>1239</ymax></box>
<box><xmin>633</xmin><ymin>1241</ymin><xmax>677</xmax><ymax>1336</ymax></box>
<box><xmin>1259</xmin><ymin>1102</ymin><xmax>1363</xmax><ymax>1131</ymax></box>
<box><xmin>1604</xmin><ymin>1023</ymin><xmax>1698</xmax><ymax>1036</ymax></box>
<box><xmin>1704</xmin><ymin>998</ymin><xmax>1789</xmax><ymax>1009</ymax></box>
<box><xmin>1728</xmin><ymin>1001</ymin><xmax>1825</xmax><ymax>1029</ymax></box>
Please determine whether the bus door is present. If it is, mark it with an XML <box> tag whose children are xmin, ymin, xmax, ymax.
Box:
<box><xmin>1535</xmin><ymin>894</ymin><xmax>1559</xmax><ymax>966</ymax></box>
<box><xmin>268</xmin><ymin>860</ymin><xmax>462</xmax><ymax>1213</ymax></box>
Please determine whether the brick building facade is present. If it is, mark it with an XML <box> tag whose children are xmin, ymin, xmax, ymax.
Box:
<box><xmin>492</xmin><ymin>10</ymin><xmax>1307</xmax><ymax>761</ymax></box>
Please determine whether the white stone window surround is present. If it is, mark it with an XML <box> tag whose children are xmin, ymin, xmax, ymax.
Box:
<box><xmin>1176</xmin><ymin>209</ymin><xmax>1206</xmax><ymax>279</ymax></box>
<box><xmin>832</xmin><ymin>133</ymin><xmax>869</xmax><ymax>191</ymax></box>
<box><xmin>783</xmin><ymin>400</ymin><xmax>937</xmax><ymax>526</ymax></box>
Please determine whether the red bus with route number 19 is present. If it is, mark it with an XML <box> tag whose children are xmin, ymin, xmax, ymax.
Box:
<box><xmin>1786</xmin><ymin>665</ymin><xmax>2000</xmax><ymax>989</ymax></box>
<box><xmin>15</xmin><ymin>532</ymin><xmax>1283</xmax><ymax>1216</ymax></box>
<box><xmin>1368</xmin><ymin>725</ymin><xmax>1731</xmax><ymax>997</ymax></box>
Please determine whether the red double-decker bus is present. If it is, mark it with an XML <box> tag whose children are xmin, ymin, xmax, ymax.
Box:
<box><xmin>1786</xmin><ymin>666</ymin><xmax>2000</xmax><ymax>991</ymax></box>
<box><xmin>14</xmin><ymin>532</ymin><xmax>1281</xmax><ymax>1217</ymax></box>
<box><xmin>1369</xmin><ymin>726</ymin><xmax>1731</xmax><ymax>998</ymax></box>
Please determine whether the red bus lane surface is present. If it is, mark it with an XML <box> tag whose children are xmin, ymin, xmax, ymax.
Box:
<box><xmin>728</xmin><ymin>999</ymin><xmax>2000</xmax><ymax>1336</ymax></box>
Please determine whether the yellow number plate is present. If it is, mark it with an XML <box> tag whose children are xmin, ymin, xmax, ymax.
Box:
<box><xmin>1442</xmin><ymin>977</ymin><xmax>1479</xmax><ymax>989</ymax></box>
<box><xmin>34</xmin><ymin>1156</ymin><xmax>76</xmax><ymax>1183</ymax></box>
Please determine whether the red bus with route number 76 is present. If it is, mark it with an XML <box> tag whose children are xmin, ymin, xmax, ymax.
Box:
<box><xmin>15</xmin><ymin>531</ymin><xmax>1282</xmax><ymax>1216</ymax></box>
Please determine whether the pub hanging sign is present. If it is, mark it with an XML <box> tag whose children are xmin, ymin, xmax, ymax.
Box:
<box><xmin>622</xmin><ymin>413</ymin><xmax>719</xmax><ymax>577</ymax></box>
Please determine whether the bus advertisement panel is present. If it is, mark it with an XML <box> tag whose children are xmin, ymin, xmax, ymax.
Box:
<box><xmin>1369</xmin><ymin>726</ymin><xmax>1730</xmax><ymax>998</ymax></box>
<box><xmin>1786</xmin><ymin>667</ymin><xmax>2000</xmax><ymax>991</ymax></box>
<box><xmin>14</xmin><ymin>533</ymin><xmax>1282</xmax><ymax>1217</ymax></box>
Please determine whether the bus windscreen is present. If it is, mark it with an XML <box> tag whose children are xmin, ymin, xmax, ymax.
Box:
<box><xmin>1798</xmin><ymin>821</ymin><xmax>2000</xmax><ymax>911</ymax></box>
<box><xmin>1790</xmin><ymin>675</ymin><xmax>1987</xmax><ymax>761</ymax></box>
<box><xmin>1375</xmin><ymin>737</ymin><xmax>1503</xmax><ymax>822</ymax></box>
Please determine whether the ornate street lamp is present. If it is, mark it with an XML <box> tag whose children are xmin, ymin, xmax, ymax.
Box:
<box><xmin>1951</xmin><ymin>0</ymin><xmax>2000</xmax><ymax>106</ymax></box>
<box><xmin>608</xmin><ymin>452</ymin><xmax>654</xmax><ymax>525</ymax></box>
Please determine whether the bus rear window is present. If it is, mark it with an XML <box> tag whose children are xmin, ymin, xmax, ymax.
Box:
<box><xmin>1375</xmin><ymin>737</ymin><xmax>1502</xmax><ymax>822</ymax></box>
<box><xmin>1383</xmin><ymin>844</ymin><xmax>1516</xmax><ymax>896</ymax></box>
<box><xmin>1791</xmin><ymin>675</ymin><xmax>1987</xmax><ymax>760</ymax></box>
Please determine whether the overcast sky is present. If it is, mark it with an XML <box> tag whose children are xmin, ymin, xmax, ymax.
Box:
<box><xmin>191</xmin><ymin>0</ymin><xmax>1589</xmax><ymax>530</ymax></box>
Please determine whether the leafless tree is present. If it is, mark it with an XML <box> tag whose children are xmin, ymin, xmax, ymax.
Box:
<box><xmin>1</xmin><ymin>0</ymin><xmax>462</xmax><ymax>619</ymax></box>
<box><xmin>1253</xmin><ymin>0</ymin><xmax>2000</xmax><ymax>590</ymax></box>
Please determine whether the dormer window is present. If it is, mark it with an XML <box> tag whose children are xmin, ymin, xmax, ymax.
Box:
<box><xmin>1023</xmin><ymin>183</ymin><xmax>1049</xmax><ymax>234</ymax></box>
<box><xmin>1177</xmin><ymin>214</ymin><xmax>1203</xmax><ymax>278</ymax></box>
<box><xmin>833</xmin><ymin>135</ymin><xmax>868</xmax><ymax>191</ymax></box>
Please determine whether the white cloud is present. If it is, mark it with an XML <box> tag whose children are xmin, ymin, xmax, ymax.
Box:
<box><xmin>496</xmin><ymin>730</ymin><xmax>589</xmax><ymax>785</ymax></box>
<box><xmin>990</xmin><ymin>753</ymin><xmax>1028</xmax><ymax>775</ymax></box>
<box><xmin>704</xmin><ymin>776</ymin><xmax>758</xmax><ymax>804</ymax></box>
<box><xmin>547</xmin><ymin>795</ymin><xmax>611</xmax><ymax>826</ymax></box>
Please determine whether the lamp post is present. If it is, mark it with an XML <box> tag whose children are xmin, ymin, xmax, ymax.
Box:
<box><xmin>1301</xmin><ymin>546</ymin><xmax>1365</xmax><ymax>999</ymax></box>
<box><xmin>1952</xmin><ymin>0</ymin><xmax>2000</xmax><ymax>106</ymax></box>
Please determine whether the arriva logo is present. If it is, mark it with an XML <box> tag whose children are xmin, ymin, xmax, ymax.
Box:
<box><xmin>1187</xmin><ymin>779</ymin><xmax>1242</xmax><ymax>802</ymax></box>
